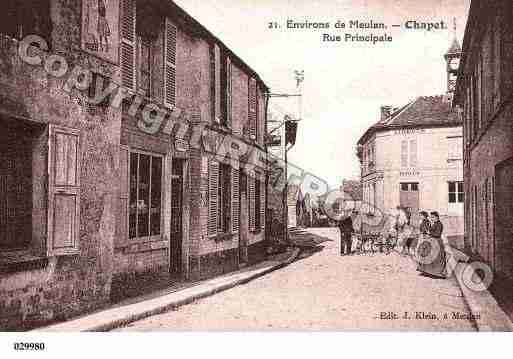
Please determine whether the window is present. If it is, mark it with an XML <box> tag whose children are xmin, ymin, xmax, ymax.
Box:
<box><xmin>401</xmin><ymin>183</ymin><xmax>418</xmax><ymax>192</ymax></box>
<box><xmin>447</xmin><ymin>136</ymin><xmax>463</xmax><ymax>160</ymax></box>
<box><xmin>138</xmin><ymin>36</ymin><xmax>153</xmax><ymax>98</ymax></box>
<box><xmin>129</xmin><ymin>151</ymin><xmax>163</xmax><ymax>239</ymax></box>
<box><xmin>87</xmin><ymin>73</ymin><xmax>112</xmax><ymax>108</ymax></box>
<box><xmin>0</xmin><ymin>0</ymin><xmax>51</xmax><ymax>42</ymax></box>
<box><xmin>401</xmin><ymin>140</ymin><xmax>408</xmax><ymax>167</ymax></box>
<box><xmin>449</xmin><ymin>181</ymin><xmax>464</xmax><ymax>203</ymax></box>
<box><xmin>0</xmin><ymin>118</ymin><xmax>81</xmax><ymax>257</ymax></box>
<box><xmin>218</xmin><ymin>163</ymin><xmax>232</xmax><ymax>234</ymax></box>
<box><xmin>0</xmin><ymin>120</ymin><xmax>39</xmax><ymax>250</ymax></box>
<box><xmin>220</xmin><ymin>52</ymin><xmax>232</xmax><ymax>127</ymax></box>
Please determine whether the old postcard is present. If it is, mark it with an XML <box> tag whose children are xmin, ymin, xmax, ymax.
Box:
<box><xmin>1</xmin><ymin>0</ymin><xmax>513</xmax><ymax>351</ymax></box>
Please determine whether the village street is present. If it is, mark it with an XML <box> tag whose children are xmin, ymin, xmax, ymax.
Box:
<box><xmin>115</xmin><ymin>228</ymin><xmax>476</xmax><ymax>331</ymax></box>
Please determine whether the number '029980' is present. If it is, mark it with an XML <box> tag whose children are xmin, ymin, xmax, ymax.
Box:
<box><xmin>13</xmin><ymin>342</ymin><xmax>45</xmax><ymax>351</ymax></box>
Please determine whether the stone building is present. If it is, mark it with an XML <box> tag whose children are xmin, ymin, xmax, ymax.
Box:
<box><xmin>0</xmin><ymin>0</ymin><xmax>268</xmax><ymax>330</ymax></box>
<box><xmin>453</xmin><ymin>0</ymin><xmax>513</xmax><ymax>281</ymax></box>
<box><xmin>357</xmin><ymin>40</ymin><xmax>464</xmax><ymax>246</ymax></box>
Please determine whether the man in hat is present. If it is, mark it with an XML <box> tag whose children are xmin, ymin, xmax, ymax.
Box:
<box><xmin>338</xmin><ymin>211</ymin><xmax>357</xmax><ymax>256</ymax></box>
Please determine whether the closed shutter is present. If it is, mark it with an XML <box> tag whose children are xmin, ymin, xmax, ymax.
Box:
<box><xmin>260</xmin><ymin>178</ymin><xmax>266</xmax><ymax>231</ymax></box>
<box><xmin>231</xmin><ymin>167</ymin><xmax>239</xmax><ymax>234</ymax></box>
<box><xmin>226</xmin><ymin>56</ymin><xmax>232</xmax><ymax>127</ymax></box>
<box><xmin>208</xmin><ymin>160</ymin><xmax>219</xmax><ymax>237</ymax></box>
<box><xmin>116</xmin><ymin>145</ymin><xmax>129</xmax><ymax>247</ymax></box>
<box><xmin>213</xmin><ymin>44</ymin><xmax>221</xmax><ymax>123</ymax></box>
<box><xmin>248</xmin><ymin>78</ymin><xmax>257</xmax><ymax>138</ymax></box>
<box><xmin>248</xmin><ymin>175</ymin><xmax>255</xmax><ymax>231</ymax></box>
<box><xmin>120</xmin><ymin>0</ymin><xmax>136</xmax><ymax>91</ymax></box>
<box><xmin>164</xmin><ymin>17</ymin><xmax>177</xmax><ymax>108</ymax></box>
<box><xmin>47</xmin><ymin>125</ymin><xmax>81</xmax><ymax>256</ymax></box>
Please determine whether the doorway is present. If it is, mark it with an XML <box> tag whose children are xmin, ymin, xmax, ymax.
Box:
<box><xmin>399</xmin><ymin>182</ymin><xmax>420</xmax><ymax>215</ymax></box>
<box><xmin>169</xmin><ymin>158</ymin><xmax>184</xmax><ymax>276</ymax></box>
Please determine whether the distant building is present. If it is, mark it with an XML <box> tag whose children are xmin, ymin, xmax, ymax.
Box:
<box><xmin>453</xmin><ymin>0</ymin><xmax>513</xmax><ymax>280</ymax></box>
<box><xmin>357</xmin><ymin>39</ymin><xmax>464</xmax><ymax>246</ymax></box>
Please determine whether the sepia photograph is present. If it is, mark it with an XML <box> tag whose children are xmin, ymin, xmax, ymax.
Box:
<box><xmin>0</xmin><ymin>0</ymin><xmax>512</xmax><ymax>356</ymax></box>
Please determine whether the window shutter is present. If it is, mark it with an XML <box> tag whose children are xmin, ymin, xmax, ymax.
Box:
<box><xmin>248</xmin><ymin>175</ymin><xmax>256</xmax><ymax>231</ymax></box>
<box><xmin>248</xmin><ymin>78</ymin><xmax>257</xmax><ymax>139</ymax></box>
<box><xmin>47</xmin><ymin>125</ymin><xmax>81</xmax><ymax>256</ymax></box>
<box><xmin>226</xmin><ymin>57</ymin><xmax>232</xmax><ymax>127</ymax></box>
<box><xmin>120</xmin><ymin>0</ymin><xmax>136</xmax><ymax>91</ymax></box>
<box><xmin>260</xmin><ymin>178</ymin><xmax>266</xmax><ymax>231</ymax></box>
<box><xmin>164</xmin><ymin>17</ymin><xmax>177</xmax><ymax>109</ymax></box>
<box><xmin>231</xmin><ymin>167</ymin><xmax>239</xmax><ymax>234</ymax></box>
<box><xmin>208</xmin><ymin>160</ymin><xmax>219</xmax><ymax>237</ymax></box>
<box><xmin>116</xmin><ymin>145</ymin><xmax>129</xmax><ymax>247</ymax></box>
<box><xmin>213</xmin><ymin>44</ymin><xmax>221</xmax><ymax>123</ymax></box>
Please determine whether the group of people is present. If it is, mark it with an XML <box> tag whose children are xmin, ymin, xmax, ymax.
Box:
<box><xmin>413</xmin><ymin>210</ymin><xmax>447</xmax><ymax>279</ymax></box>
<box><xmin>337</xmin><ymin>207</ymin><xmax>447</xmax><ymax>279</ymax></box>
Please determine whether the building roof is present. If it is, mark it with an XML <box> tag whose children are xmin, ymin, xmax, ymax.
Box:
<box><xmin>358</xmin><ymin>95</ymin><xmax>461</xmax><ymax>145</ymax></box>
<box><xmin>149</xmin><ymin>0</ymin><xmax>270</xmax><ymax>91</ymax></box>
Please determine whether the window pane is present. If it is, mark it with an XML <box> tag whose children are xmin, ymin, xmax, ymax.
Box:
<box><xmin>458</xmin><ymin>182</ymin><xmax>464</xmax><ymax>193</ymax></box>
<box><xmin>411</xmin><ymin>183</ymin><xmax>419</xmax><ymax>191</ymax></box>
<box><xmin>150</xmin><ymin>156</ymin><xmax>162</xmax><ymax>236</ymax></box>
<box><xmin>449</xmin><ymin>193</ymin><xmax>456</xmax><ymax>203</ymax></box>
<box><xmin>458</xmin><ymin>193</ymin><xmax>465</xmax><ymax>203</ymax></box>
<box><xmin>138</xmin><ymin>154</ymin><xmax>150</xmax><ymax>237</ymax></box>
<box><xmin>401</xmin><ymin>183</ymin><xmax>409</xmax><ymax>191</ymax></box>
<box><xmin>129</xmin><ymin>153</ymin><xmax>138</xmax><ymax>238</ymax></box>
<box><xmin>448</xmin><ymin>182</ymin><xmax>456</xmax><ymax>193</ymax></box>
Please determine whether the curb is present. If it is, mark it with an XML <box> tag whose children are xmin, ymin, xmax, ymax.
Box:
<box><xmin>37</xmin><ymin>248</ymin><xmax>300</xmax><ymax>332</ymax></box>
<box><xmin>454</xmin><ymin>262</ymin><xmax>513</xmax><ymax>331</ymax></box>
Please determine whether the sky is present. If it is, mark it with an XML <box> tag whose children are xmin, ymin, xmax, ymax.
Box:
<box><xmin>174</xmin><ymin>0</ymin><xmax>470</xmax><ymax>189</ymax></box>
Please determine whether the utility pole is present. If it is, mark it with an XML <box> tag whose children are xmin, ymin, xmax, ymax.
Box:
<box><xmin>265</xmin><ymin>70</ymin><xmax>304</xmax><ymax>247</ymax></box>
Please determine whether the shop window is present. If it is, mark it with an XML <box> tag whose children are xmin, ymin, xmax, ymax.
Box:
<box><xmin>129</xmin><ymin>151</ymin><xmax>163</xmax><ymax>239</ymax></box>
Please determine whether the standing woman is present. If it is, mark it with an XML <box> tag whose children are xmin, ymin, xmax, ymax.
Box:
<box><xmin>417</xmin><ymin>211</ymin><xmax>446</xmax><ymax>278</ymax></box>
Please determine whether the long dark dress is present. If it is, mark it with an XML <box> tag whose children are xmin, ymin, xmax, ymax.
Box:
<box><xmin>417</xmin><ymin>220</ymin><xmax>446</xmax><ymax>278</ymax></box>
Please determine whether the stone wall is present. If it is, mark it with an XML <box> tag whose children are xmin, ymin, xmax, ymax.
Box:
<box><xmin>0</xmin><ymin>0</ymin><xmax>121</xmax><ymax>330</ymax></box>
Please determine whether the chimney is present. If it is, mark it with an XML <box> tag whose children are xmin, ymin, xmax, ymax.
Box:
<box><xmin>380</xmin><ymin>106</ymin><xmax>393</xmax><ymax>122</ymax></box>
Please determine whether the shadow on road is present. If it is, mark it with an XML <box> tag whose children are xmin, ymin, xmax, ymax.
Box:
<box><xmin>289</xmin><ymin>227</ymin><xmax>334</xmax><ymax>262</ymax></box>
